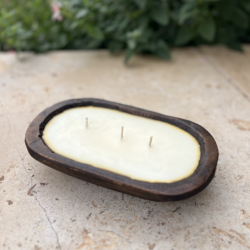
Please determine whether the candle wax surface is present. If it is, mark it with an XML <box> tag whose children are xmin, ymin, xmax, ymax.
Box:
<box><xmin>43</xmin><ymin>107</ymin><xmax>201</xmax><ymax>183</ymax></box>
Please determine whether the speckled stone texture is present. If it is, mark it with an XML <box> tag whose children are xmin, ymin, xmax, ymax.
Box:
<box><xmin>0</xmin><ymin>47</ymin><xmax>250</xmax><ymax>250</ymax></box>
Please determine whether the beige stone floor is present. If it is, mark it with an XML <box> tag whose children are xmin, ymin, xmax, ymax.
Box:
<box><xmin>0</xmin><ymin>46</ymin><xmax>250</xmax><ymax>250</ymax></box>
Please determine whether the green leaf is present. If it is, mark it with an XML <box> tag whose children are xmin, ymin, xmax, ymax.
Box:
<box><xmin>142</xmin><ymin>42</ymin><xmax>156</xmax><ymax>52</ymax></box>
<box><xmin>217</xmin><ymin>2</ymin><xmax>233</xmax><ymax>21</ymax></box>
<box><xmin>107</xmin><ymin>41</ymin><xmax>123</xmax><ymax>53</ymax></box>
<box><xmin>85</xmin><ymin>40</ymin><xmax>102</xmax><ymax>49</ymax></box>
<box><xmin>179</xmin><ymin>9</ymin><xmax>196</xmax><ymax>25</ymax></box>
<box><xmin>179</xmin><ymin>2</ymin><xmax>196</xmax><ymax>24</ymax></box>
<box><xmin>68</xmin><ymin>22</ymin><xmax>78</xmax><ymax>31</ymax></box>
<box><xmin>70</xmin><ymin>0</ymin><xmax>82</xmax><ymax>8</ymax></box>
<box><xmin>155</xmin><ymin>40</ymin><xmax>170</xmax><ymax>59</ymax></box>
<box><xmin>39</xmin><ymin>43</ymin><xmax>50</xmax><ymax>51</ymax></box>
<box><xmin>128</xmin><ymin>39</ymin><xmax>136</xmax><ymax>50</ymax></box>
<box><xmin>233</xmin><ymin>8</ymin><xmax>248</xmax><ymax>28</ymax></box>
<box><xmin>75</xmin><ymin>9</ymin><xmax>88</xmax><ymax>19</ymax></box>
<box><xmin>86</xmin><ymin>26</ymin><xmax>104</xmax><ymax>40</ymax></box>
<box><xmin>174</xmin><ymin>28</ymin><xmax>194</xmax><ymax>46</ymax></box>
<box><xmin>58</xmin><ymin>34</ymin><xmax>68</xmax><ymax>47</ymax></box>
<box><xmin>241</xmin><ymin>1</ymin><xmax>250</xmax><ymax>12</ymax></box>
<box><xmin>124</xmin><ymin>49</ymin><xmax>134</xmax><ymax>64</ymax></box>
<box><xmin>198</xmin><ymin>16</ymin><xmax>216</xmax><ymax>42</ymax></box>
<box><xmin>139</xmin><ymin>15</ymin><xmax>150</xmax><ymax>28</ymax></box>
<box><xmin>226</xmin><ymin>41</ymin><xmax>243</xmax><ymax>52</ymax></box>
<box><xmin>151</xmin><ymin>5</ymin><xmax>169</xmax><ymax>25</ymax></box>
<box><xmin>135</xmin><ymin>0</ymin><xmax>147</xmax><ymax>10</ymax></box>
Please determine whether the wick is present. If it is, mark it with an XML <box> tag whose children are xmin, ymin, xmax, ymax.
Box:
<box><xmin>149</xmin><ymin>136</ymin><xmax>153</xmax><ymax>147</ymax></box>
<box><xmin>121</xmin><ymin>126</ymin><xmax>124</xmax><ymax>139</ymax></box>
<box><xmin>86</xmin><ymin>117</ymin><xmax>88</xmax><ymax>129</ymax></box>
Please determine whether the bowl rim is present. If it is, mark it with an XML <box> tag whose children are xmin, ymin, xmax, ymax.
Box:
<box><xmin>25</xmin><ymin>98</ymin><xmax>219</xmax><ymax>201</ymax></box>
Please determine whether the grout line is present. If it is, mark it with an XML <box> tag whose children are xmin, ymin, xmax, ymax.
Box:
<box><xmin>196</xmin><ymin>47</ymin><xmax>250</xmax><ymax>102</ymax></box>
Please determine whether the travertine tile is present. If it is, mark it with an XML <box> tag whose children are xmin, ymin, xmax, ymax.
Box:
<box><xmin>0</xmin><ymin>49</ymin><xmax>250</xmax><ymax>250</ymax></box>
<box><xmin>200</xmin><ymin>45</ymin><xmax>250</xmax><ymax>98</ymax></box>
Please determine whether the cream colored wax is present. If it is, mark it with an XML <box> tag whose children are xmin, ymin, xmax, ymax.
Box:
<box><xmin>43</xmin><ymin>107</ymin><xmax>200</xmax><ymax>183</ymax></box>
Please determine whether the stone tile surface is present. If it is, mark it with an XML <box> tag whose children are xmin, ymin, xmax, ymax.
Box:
<box><xmin>0</xmin><ymin>48</ymin><xmax>250</xmax><ymax>250</ymax></box>
<box><xmin>200</xmin><ymin>45</ymin><xmax>250</xmax><ymax>98</ymax></box>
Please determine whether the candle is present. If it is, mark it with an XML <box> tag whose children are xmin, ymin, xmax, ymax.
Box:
<box><xmin>43</xmin><ymin>106</ymin><xmax>201</xmax><ymax>183</ymax></box>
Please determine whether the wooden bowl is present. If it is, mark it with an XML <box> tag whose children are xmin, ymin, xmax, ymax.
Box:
<box><xmin>25</xmin><ymin>98</ymin><xmax>219</xmax><ymax>201</ymax></box>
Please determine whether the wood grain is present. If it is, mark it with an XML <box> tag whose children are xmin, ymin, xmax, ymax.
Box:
<box><xmin>25</xmin><ymin>98</ymin><xmax>219</xmax><ymax>201</ymax></box>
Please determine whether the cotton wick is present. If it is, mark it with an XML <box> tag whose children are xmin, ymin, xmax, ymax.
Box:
<box><xmin>149</xmin><ymin>136</ymin><xmax>153</xmax><ymax>147</ymax></box>
<box><xmin>121</xmin><ymin>126</ymin><xmax>124</xmax><ymax>139</ymax></box>
<box><xmin>86</xmin><ymin>117</ymin><xmax>88</xmax><ymax>129</ymax></box>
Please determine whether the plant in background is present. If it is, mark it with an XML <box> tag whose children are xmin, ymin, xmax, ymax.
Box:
<box><xmin>0</xmin><ymin>0</ymin><xmax>68</xmax><ymax>52</ymax></box>
<box><xmin>0</xmin><ymin>0</ymin><xmax>250</xmax><ymax>62</ymax></box>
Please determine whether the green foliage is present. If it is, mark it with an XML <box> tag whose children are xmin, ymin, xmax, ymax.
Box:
<box><xmin>1</xmin><ymin>0</ymin><xmax>250</xmax><ymax>62</ymax></box>
<box><xmin>0</xmin><ymin>0</ymin><xmax>68</xmax><ymax>52</ymax></box>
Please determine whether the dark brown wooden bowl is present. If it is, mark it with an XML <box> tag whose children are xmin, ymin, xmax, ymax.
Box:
<box><xmin>25</xmin><ymin>98</ymin><xmax>219</xmax><ymax>201</ymax></box>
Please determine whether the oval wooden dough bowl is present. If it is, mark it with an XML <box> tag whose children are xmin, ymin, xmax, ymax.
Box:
<box><xmin>25</xmin><ymin>98</ymin><xmax>219</xmax><ymax>201</ymax></box>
